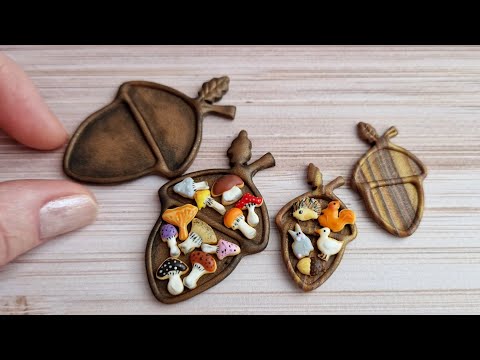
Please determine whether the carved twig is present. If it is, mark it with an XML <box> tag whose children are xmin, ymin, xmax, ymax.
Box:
<box><xmin>325</xmin><ymin>176</ymin><xmax>345</xmax><ymax>195</ymax></box>
<box><xmin>247</xmin><ymin>153</ymin><xmax>276</xmax><ymax>177</ymax></box>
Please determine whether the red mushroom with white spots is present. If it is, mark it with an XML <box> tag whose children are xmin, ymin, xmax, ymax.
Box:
<box><xmin>182</xmin><ymin>251</ymin><xmax>217</xmax><ymax>289</ymax></box>
<box><xmin>235</xmin><ymin>193</ymin><xmax>263</xmax><ymax>227</ymax></box>
<box><xmin>201</xmin><ymin>239</ymin><xmax>241</xmax><ymax>260</ymax></box>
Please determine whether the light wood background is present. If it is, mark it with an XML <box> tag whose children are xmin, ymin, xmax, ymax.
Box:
<box><xmin>0</xmin><ymin>46</ymin><xmax>479</xmax><ymax>314</ymax></box>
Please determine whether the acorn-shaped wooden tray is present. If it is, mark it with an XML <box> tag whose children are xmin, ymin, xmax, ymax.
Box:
<box><xmin>146</xmin><ymin>130</ymin><xmax>275</xmax><ymax>303</ymax></box>
<box><xmin>275</xmin><ymin>164</ymin><xmax>357</xmax><ymax>292</ymax></box>
<box><xmin>352</xmin><ymin>122</ymin><xmax>427</xmax><ymax>237</ymax></box>
<box><xmin>64</xmin><ymin>77</ymin><xmax>236</xmax><ymax>183</ymax></box>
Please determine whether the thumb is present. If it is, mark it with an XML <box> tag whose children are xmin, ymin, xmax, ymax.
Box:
<box><xmin>0</xmin><ymin>180</ymin><xmax>97</xmax><ymax>267</ymax></box>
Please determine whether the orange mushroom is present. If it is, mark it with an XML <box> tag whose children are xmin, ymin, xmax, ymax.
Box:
<box><xmin>162</xmin><ymin>204</ymin><xmax>198</xmax><ymax>240</ymax></box>
<box><xmin>224</xmin><ymin>208</ymin><xmax>256</xmax><ymax>240</ymax></box>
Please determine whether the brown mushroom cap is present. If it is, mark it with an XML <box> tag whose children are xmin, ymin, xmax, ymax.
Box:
<box><xmin>224</xmin><ymin>207</ymin><xmax>243</xmax><ymax>228</ymax></box>
<box><xmin>211</xmin><ymin>174</ymin><xmax>244</xmax><ymax>197</ymax></box>
<box><xmin>189</xmin><ymin>251</ymin><xmax>217</xmax><ymax>273</ymax></box>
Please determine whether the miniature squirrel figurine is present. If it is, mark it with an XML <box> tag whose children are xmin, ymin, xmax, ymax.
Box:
<box><xmin>319</xmin><ymin>201</ymin><xmax>355</xmax><ymax>232</ymax></box>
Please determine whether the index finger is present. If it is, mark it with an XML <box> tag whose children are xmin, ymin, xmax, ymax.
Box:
<box><xmin>0</xmin><ymin>52</ymin><xmax>68</xmax><ymax>150</ymax></box>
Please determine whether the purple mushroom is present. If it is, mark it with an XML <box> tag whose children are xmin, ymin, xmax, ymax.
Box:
<box><xmin>161</xmin><ymin>224</ymin><xmax>180</xmax><ymax>257</ymax></box>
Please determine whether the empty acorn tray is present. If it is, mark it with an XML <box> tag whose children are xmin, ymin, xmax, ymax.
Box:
<box><xmin>146</xmin><ymin>130</ymin><xmax>275</xmax><ymax>303</ymax></box>
<box><xmin>63</xmin><ymin>77</ymin><xmax>236</xmax><ymax>183</ymax></box>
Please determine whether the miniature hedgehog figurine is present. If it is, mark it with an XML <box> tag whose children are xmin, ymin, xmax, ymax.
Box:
<box><xmin>292</xmin><ymin>197</ymin><xmax>322</xmax><ymax>221</ymax></box>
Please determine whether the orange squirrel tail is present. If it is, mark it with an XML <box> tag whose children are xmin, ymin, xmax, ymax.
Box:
<box><xmin>339</xmin><ymin>209</ymin><xmax>356</xmax><ymax>225</ymax></box>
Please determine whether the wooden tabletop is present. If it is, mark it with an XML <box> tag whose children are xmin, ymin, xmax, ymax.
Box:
<box><xmin>0</xmin><ymin>46</ymin><xmax>479</xmax><ymax>314</ymax></box>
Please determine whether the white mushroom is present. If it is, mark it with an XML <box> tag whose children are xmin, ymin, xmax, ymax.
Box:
<box><xmin>173</xmin><ymin>177</ymin><xmax>209</xmax><ymax>199</ymax></box>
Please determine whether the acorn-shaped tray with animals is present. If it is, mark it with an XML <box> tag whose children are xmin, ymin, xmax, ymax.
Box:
<box><xmin>63</xmin><ymin>76</ymin><xmax>236</xmax><ymax>183</ymax></box>
<box><xmin>275</xmin><ymin>164</ymin><xmax>357</xmax><ymax>292</ymax></box>
<box><xmin>146</xmin><ymin>130</ymin><xmax>275</xmax><ymax>303</ymax></box>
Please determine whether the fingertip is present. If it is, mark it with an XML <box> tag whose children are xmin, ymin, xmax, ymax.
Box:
<box><xmin>0</xmin><ymin>53</ymin><xmax>69</xmax><ymax>150</ymax></box>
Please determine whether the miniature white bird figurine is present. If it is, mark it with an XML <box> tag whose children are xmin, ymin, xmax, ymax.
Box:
<box><xmin>288</xmin><ymin>223</ymin><xmax>314</xmax><ymax>260</ymax></box>
<box><xmin>315</xmin><ymin>227</ymin><xmax>343</xmax><ymax>261</ymax></box>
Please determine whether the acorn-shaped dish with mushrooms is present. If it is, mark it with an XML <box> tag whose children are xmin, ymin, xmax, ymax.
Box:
<box><xmin>146</xmin><ymin>130</ymin><xmax>275</xmax><ymax>304</ymax></box>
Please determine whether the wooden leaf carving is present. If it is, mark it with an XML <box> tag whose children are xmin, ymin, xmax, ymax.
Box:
<box><xmin>358</xmin><ymin>122</ymin><xmax>379</xmax><ymax>144</ymax></box>
<box><xmin>198</xmin><ymin>76</ymin><xmax>230</xmax><ymax>103</ymax></box>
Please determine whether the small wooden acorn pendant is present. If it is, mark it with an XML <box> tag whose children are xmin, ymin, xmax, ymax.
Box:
<box><xmin>275</xmin><ymin>164</ymin><xmax>358</xmax><ymax>292</ymax></box>
<box><xmin>352</xmin><ymin>123</ymin><xmax>427</xmax><ymax>237</ymax></box>
<box><xmin>64</xmin><ymin>77</ymin><xmax>236</xmax><ymax>183</ymax></box>
<box><xmin>146</xmin><ymin>130</ymin><xmax>275</xmax><ymax>303</ymax></box>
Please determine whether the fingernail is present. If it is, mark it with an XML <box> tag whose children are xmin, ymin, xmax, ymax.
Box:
<box><xmin>39</xmin><ymin>195</ymin><xmax>98</xmax><ymax>240</ymax></box>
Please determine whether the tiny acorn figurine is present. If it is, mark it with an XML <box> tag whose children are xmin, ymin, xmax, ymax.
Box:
<box><xmin>275</xmin><ymin>163</ymin><xmax>358</xmax><ymax>292</ymax></box>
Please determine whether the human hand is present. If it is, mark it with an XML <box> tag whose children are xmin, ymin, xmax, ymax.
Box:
<box><xmin>0</xmin><ymin>53</ymin><xmax>97</xmax><ymax>267</ymax></box>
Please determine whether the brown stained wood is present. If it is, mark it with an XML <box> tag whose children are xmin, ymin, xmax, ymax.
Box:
<box><xmin>146</xmin><ymin>130</ymin><xmax>275</xmax><ymax>304</ymax></box>
<box><xmin>63</xmin><ymin>77</ymin><xmax>236</xmax><ymax>183</ymax></box>
<box><xmin>352</xmin><ymin>122</ymin><xmax>427</xmax><ymax>237</ymax></box>
<box><xmin>275</xmin><ymin>164</ymin><xmax>358</xmax><ymax>292</ymax></box>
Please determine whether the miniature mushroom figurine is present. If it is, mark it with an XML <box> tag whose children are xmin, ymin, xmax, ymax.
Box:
<box><xmin>179</xmin><ymin>218</ymin><xmax>217</xmax><ymax>255</ymax></box>
<box><xmin>202</xmin><ymin>239</ymin><xmax>241</xmax><ymax>260</ymax></box>
<box><xmin>156</xmin><ymin>257</ymin><xmax>189</xmax><ymax>296</ymax></box>
<box><xmin>235</xmin><ymin>193</ymin><xmax>263</xmax><ymax>227</ymax></box>
<box><xmin>183</xmin><ymin>251</ymin><xmax>217</xmax><ymax>290</ymax></box>
<box><xmin>160</xmin><ymin>224</ymin><xmax>180</xmax><ymax>257</ymax></box>
<box><xmin>173</xmin><ymin>177</ymin><xmax>210</xmax><ymax>199</ymax></box>
<box><xmin>224</xmin><ymin>208</ymin><xmax>257</xmax><ymax>240</ymax></box>
<box><xmin>211</xmin><ymin>174</ymin><xmax>245</xmax><ymax>205</ymax></box>
<box><xmin>162</xmin><ymin>204</ymin><xmax>198</xmax><ymax>241</ymax></box>
<box><xmin>194</xmin><ymin>189</ymin><xmax>226</xmax><ymax>215</ymax></box>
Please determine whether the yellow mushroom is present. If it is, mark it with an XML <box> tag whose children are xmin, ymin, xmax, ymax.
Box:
<box><xmin>194</xmin><ymin>190</ymin><xmax>226</xmax><ymax>215</ymax></box>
